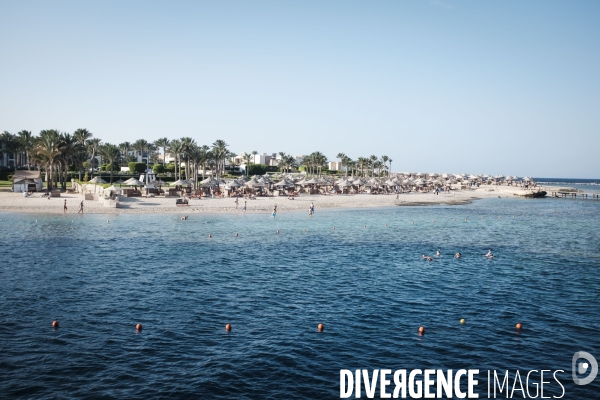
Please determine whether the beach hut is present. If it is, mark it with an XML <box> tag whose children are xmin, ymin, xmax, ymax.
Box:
<box><xmin>12</xmin><ymin>170</ymin><xmax>43</xmax><ymax>192</ymax></box>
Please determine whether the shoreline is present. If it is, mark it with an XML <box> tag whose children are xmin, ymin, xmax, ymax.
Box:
<box><xmin>0</xmin><ymin>185</ymin><xmax>536</xmax><ymax>215</ymax></box>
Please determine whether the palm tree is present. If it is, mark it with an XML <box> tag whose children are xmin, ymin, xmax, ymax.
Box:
<box><xmin>132</xmin><ymin>139</ymin><xmax>148</xmax><ymax>163</ymax></box>
<box><xmin>381</xmin><ymin>155</ymin><xmax>389</xmax><ymax>177</ymax></box>
<box><xmin>388</xmin><ymin>158</ymin><xmax>393</xmax><ymax>176</ymax></box>
<box><xmin>119</xmin><ymin>142</ymin><xmax>131</xmax><ymax>163</ymax></box>
<box><xmin>242</xmin><ymin>153</ymin><xmax>252</xmax><ymax>175</ymax></box>
<box><xmin>168</xmin><ymin>139</ymin><xmax>183</xmax><ymax>180</ymax></box>
<box><xmin>0</xmin><ymin>132</ymin><xmax>18</xmax><ymax>169</ymax></box>
<box><xmin>87</xmin><ymin>138</ymin><xmax>102</xmax><ymax>179</ymax></box>
<box><xmin>180</xmin><ymin>137</ymin><xmax>196</xmax><ymax>180</ymax></box>
<box><xmin>336</xmin><ymin>153</ymin><xmax>346</xmax><ymax>176</ymax></box>
<box><xmin>211</xmin><ymin>140</ymin><xmax>229</xmax><ymax>178</ymax></box>
<box><xmin>283</xmin><ymin>155</ymin><xmax>297</xmax><ymax>174</ymax></box>
<box><xmin>154</xmin><ymin>137</ymin><xmax>170</xmax><ymax>167</ymax></box>
<box><xmin>369</xmin><ymin>155</ymin><xmax>378</xmax><ymax>177</ymax></box>
<box><xmin>100</xmin><ymin>143</ymin><xmax>120</xmax><ymax>183</ymax></box>
<box><xmin>198</xmin><ymin>145</ymin><xmax>210</xmax><ymax>180</ymax></box>
<box><xmin>73</xmin><ymin>129</ymin><xmax>92</xmax><ymax>180</ymax></box>
<box><xmin>35</xmin><ymin>130</ymin><xmax>63</xmax><ymax>190</ymax></box>
<box><xmin>357</xmin><ymin>157</ymin><xmax>368</xmax><ymax>177</ymax></box>
<box><xmin>17</xmin><ymin>130</ymin><xmax>34</xmax><ymax>170</ymax></box>
<box><xmin>59</xmin><ymin>133</ymin><xmax>80</xmax><ymax>189</ymax></box>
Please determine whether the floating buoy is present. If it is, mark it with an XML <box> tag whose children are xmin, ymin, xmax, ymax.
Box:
<box><xmin>235</xmin><ymin>233</ymin><xmax>238</xmax><ymax>237</ymax></box>
<box><xmin>363</xmin><ymin>225</ymin><xmax>366</xmax><ymax>228</ymax></box>
<box><xmin>318</xmin><ymin>323</ymin><xmax>324</xmax><ymax>332</ymax></box>
<box><xmin>107</xmin><ymin>220</ymin><xmax>109</xmax><ymax>222</ymax></box>
<box><xmin>276</xmin><ymin>230</ymin><xmax>280</xmax><ymax>234</ymax></box>
<box><xmin>419</xmin><ymin>326</ymin><xmax>425</xmax><ymax>334</ymax></box>
<box><xmin>460</xmin><ymin>319</ymin><xmax>466</xmax><ymax>324</ymax></box>
<box><xmin>52</xmin><ymin>320</ymin><xmax>59</xmax><ymax>328</ymax></box>
<box><xmin>412</xmin><ymin>222</ymin><xmax>414</xmax><ymax>224</ymax></box>
<box><xmin>303</xmin><ymin>229</ymin><xmax>306</xmax><ymax>232</ymax></box>
<box><xmin>136</xmin><ymin>323</ymin><xmax>143</xmax><ymax>331</ymax></box>
<box><xmin>332</xmin><ymin>227</ymin><xmax>335</xmax><ymax>230</ymax></box>
<box><xmin>385</xmin><ymin>223</ymin><xmax>388</xmax><ymax>226</ymax></box>
<box><xmin>225</xmin><ymin>323</ymin><xmax>232</xmax><ymax>332</ymax></box>
<box><xmin>516</xmin><ymin>323</ymin><xmax>522</xmax><ymax>330</ymax></box>
<box><xmin>432</xmin><ymin>220</ymin><xmax>434</xmax><ymax>223</ymax></box>
<box><xmin>208</xmin><ymin>234</ymin><xmax>212</xmax><ymax>238</ymax></box>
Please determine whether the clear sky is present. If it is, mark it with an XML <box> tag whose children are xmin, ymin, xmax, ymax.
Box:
<box><xmin>1</xmin><ymin>0</ymin><xmax>598</xmax><ymax>177</ymax></box>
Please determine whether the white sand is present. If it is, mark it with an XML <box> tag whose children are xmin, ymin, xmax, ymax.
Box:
<box><xmin>0</xmin><ymin>185</ymin><xmax>536</xmax><ymax>215</ymax></box>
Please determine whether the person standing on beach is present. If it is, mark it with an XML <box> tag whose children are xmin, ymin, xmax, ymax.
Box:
<box><xmin>243</xmin><ymin>200</ymin><xmax>247</xmax><ymax>212</ymax></box>
<box><xmin>63</xmin><ymin>200</ymin><xmax>67</xmax><ymax>214</ymax></box>
<box><xmin>78</xmin><ymin>201</ymin><xmax>84</xmax><ymax>214</ymax></box>
<box><xmin>235</xmin><ymin>197</ymin><xmax>239</xmax><ymax>209</ymax></box>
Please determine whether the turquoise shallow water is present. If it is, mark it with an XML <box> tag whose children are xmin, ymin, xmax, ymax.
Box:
<box><xmin>1</xmin><ymin>197</ymin><xmax>599</xmax><ymax>398</ymax></box>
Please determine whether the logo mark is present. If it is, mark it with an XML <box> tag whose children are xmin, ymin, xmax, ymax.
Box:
<box><xmin>572</xmin><ymin>351</ymin><xmax>598</xmax><ymax>385</ymax></box>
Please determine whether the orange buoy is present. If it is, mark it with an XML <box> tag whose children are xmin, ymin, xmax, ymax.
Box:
<box><xmin>225</xmin><ymin>323</ymin><xmax>232</xmax><ymax>332</ymax></box>
<box><xmin>136</xmin><ymin>323</ymin><xmax>143</xmax><ymax>331</ymax></box>
<box><xmin>516</xmin><ymin>323</ymin><xmax>522</xmax><ymax>330</ymax></box>
<box><xmin>317</xmin><ymin>323</ymin><xmax>324</xmax><ymax>332</ymax></box>
<box><xmin>52</xmin><ymin>320</ymin><xmax>59</xmax><ymax>328</ymax></box>
<box><xmin>419</xmin><ymin>326</ymin><xmax>425</xmax><ymax>334</ymax></box>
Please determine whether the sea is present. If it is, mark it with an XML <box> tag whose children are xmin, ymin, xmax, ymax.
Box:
<box><xmin>1</xmin><ymin>195</ymin><xmax>599</xmax><ymax>398</ymax></box>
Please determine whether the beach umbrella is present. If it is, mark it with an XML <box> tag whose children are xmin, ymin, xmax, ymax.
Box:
<box><xmin>353</xmin><ymin>178</ymin><xmax>367</xmax><ymax>186</ymax></box>
<box><xmin>304</xmin><ymin>178</ymin><xmax>319</xmax><ymax>185</ymax></box>
<box><xmin>125</xmin><ymin>178</ymin><xmax>145</xmax><ymax>186</ymax></box>
<box><xmin>274</xmin><ymin>179</ymin><xmax>293</xmax><ymax>187</ymax></box>
<box><xmin>89</xmin><ymin>176</ymin><xmax>106</xmax><ymax>184</ymax></box>
<box><xmin>171</xmin><ymin>179</ymin><xmax>190</xmax><ymax>186</ymax></box>
<box><xmin>245</xmin><ymin>179</ymin><xmax>264</xmax><ymax>188</ymax></box>
<box><xmin>225</xmin><ymin>180</ymin><xmax>243</xmax><ymax>187</ymax></box>
<box><xmin>337</xmin><ymin>179</ymin><xmax>354</xmax><ymax>187</ymax></box>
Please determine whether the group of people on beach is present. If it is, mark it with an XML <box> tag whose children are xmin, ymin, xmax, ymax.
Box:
<box><xmin>62</xmin><ymin>199</ymin><xmax>84</xmax><ymax>214</ymax></box>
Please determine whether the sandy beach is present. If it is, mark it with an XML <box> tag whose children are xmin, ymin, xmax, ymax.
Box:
<box><xmin>0</xmin><ymin>185</ymin><xmax>535</xmax><ymax>215</ymax></box>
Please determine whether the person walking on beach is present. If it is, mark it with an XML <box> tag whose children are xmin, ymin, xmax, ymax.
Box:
<box><xmin>272</xmin><ymin>204</ymin><xmax>277</xmax><ymax>217</ymax></box>
<box><xmin>235</xmin><ymin>197</ymin><xmax>239</xmax><ymax>209</ymax></box>
<box><xmin>242</xmin><ymin>200</ymin><xmax>247</xmax><ymax>212</ymax></box>
<box><xmin>78</xmin><ymin>201</ymin><xmax>84</xmax><ymax>214</ymax></box>
<box><xmin>63</xmin><ymin>200</ymin><xmax>67</xmax><ymax>214</ymax></box>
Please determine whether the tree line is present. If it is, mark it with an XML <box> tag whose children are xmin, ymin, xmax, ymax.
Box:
<box><xmin>0</xmin><ymin>130</ymin><xmax>393</xmax><ymax>189</ymax></box>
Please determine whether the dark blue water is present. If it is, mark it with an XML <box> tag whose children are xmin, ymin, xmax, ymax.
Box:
<box><xmin>1</xmin><ymin>198</ymin><xmax>599</xmax><ymax>398</ymax></box>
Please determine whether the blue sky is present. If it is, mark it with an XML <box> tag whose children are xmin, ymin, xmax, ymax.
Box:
<box><xmin>1</xmin><ymin>0</ymin><xmax>598</xmax><ymax>177</ymax></box>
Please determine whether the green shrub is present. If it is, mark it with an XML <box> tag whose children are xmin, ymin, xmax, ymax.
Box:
<box><xmin>128</xmin><ymin>162</ymin><xmax>146</xmax><ymax>173</ymax></box>
<box><xmin>152</xmin><ymin>164</ymin><xmax>165</xmax><ymax>174</ymax></box>
<box><xmin>247</xmin><ymin>164</ymin><xmax>267</xmax><ymax>175</ymax></box>
<box><xmin>164</xmin><ymin>163</ymin><xmax>175</xmax><ymax>173</ymax></box>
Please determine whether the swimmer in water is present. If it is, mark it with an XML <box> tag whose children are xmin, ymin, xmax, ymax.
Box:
<box><xmin>485</xmin><ymin>249</ymin><xmax>494</xmax><ymax>258</ymax></box>
<box><xmin>436</xmin><ymin>249</ymin><xmax>441</xmax><ymax>257</ymax></box>
<box><xmin>454</xmin><ymin>252</ymin><xmax>461</xmax><ymax>259</ymax></box>
<box><xmin>422</xmin><ymin>254</ymin><xmax>433</xmax><ymax>261</ymax></box>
